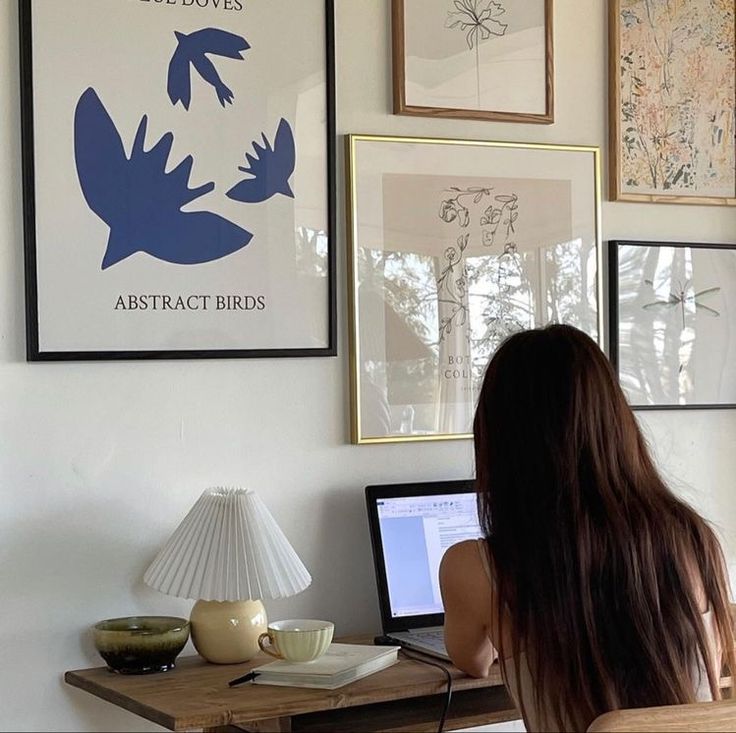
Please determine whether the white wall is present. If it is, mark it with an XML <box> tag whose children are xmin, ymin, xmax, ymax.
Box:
<box><xmin>0</xmin><ymin>1</ymin><xmax>734</xmax><ymax>731</ymax></box>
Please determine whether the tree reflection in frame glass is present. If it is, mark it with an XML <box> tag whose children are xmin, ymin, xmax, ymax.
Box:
<box><xmin>346</xmin><ymin>134</ymin><xmax>602</xmax><ymax>444</ymax></box>
<box><xmin>609</xmin><ymin>240</ymin><xmax>736</xmax><ymax>409</ymax></box>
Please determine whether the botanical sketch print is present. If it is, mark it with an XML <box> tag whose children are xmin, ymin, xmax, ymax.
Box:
<box><xmin>616</xmin><ymin>244</ymin><xmax>736</xmax><ymax>406</ymax></box>
<box><xmin>432</xmin><ymin>184</ymin><xmax>527</xmax><ymax>431</ymax></box>
<box><xmin>359</xmin><ymin>172</ymin><xmax>592</xmax><ymax>437</ymax></box>
<box><xmin>618</xmin><ymin>0</ymin><xmax>735</xmax><ymax>197</ymax></box>
<box><xmin>436</xmin><ymin>186</ymin><xmax>523</xmax><ymax>350</ymax></box>
<box><xmin>403</xmin><ymin>0</ymin><xmax>547</xmax><ymax>115</ymax></box>
<box><xmin>445</xmin><ymin>1</ymin><xmax>508</xmax><ymax>109</ymax></box>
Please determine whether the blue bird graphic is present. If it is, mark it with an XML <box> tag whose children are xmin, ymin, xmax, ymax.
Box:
<box><xmin>227</xmin><ymin>118</ymin><xmax>296</xmax><ymax>204</ymax></box>
<box><xmin>74</xmin><ymin>88</ymin><xmax>253</xmax><ymax>269</ymax></box>
<box><xmin>167</xmin><ymin>27</ymin><xmax>249</xmax><ymax>110</ymax></box>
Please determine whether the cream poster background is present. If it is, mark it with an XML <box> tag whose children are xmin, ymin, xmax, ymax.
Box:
<box><xmin>29</xmin><ymin>0</ymin><xmax>330</xmax><ymax>353</ymax></box>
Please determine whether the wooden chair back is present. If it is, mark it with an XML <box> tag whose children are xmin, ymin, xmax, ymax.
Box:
<box><xmin>587</xmin><ymin>700</ymin><xmax>736</xmax><ymax>732</ymax></box>
<box><xmin>586</xmin><ymin>604</ymin><xmax>736</xmax><ymax>730</ymax></box>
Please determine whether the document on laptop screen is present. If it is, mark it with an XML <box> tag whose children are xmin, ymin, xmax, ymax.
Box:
<box><xmin>376</xmin><ymin>493</ymin><xmax>482</xmax><ymax>618</ymax></box>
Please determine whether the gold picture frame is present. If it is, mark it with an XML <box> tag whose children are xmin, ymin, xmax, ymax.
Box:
<box><xmin>392</xmin><ymin>0</ymin><xmax>554</xmax><ymax>124</ymax></box>
<box><xmin>608</xmin><ymin>0</ymin><xmax>736</xmax><ymax>205</ymax></box>
<box><xmin>346</xmin><ymin>134</ymin><xmax>602</xmax><ymax>445</ymax></box>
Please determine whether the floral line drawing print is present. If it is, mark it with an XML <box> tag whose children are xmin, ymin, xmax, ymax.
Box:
<box><xmin>437</xmin><ymin>233</ymin><xmax>470</xmax><ymax>341</ymax></box>
<box><xmin>445</xmin><ymin>0</ymin><xmax>508</xmax><ymax>109</ymax></box>
<box><xmin>497</xmin><ymin>242</ymin><xmax>522</xmax><ymax>288</ymax></box>
<box><xmin>438</xmin><ymin>186</ymin><xmax>520</xmax><ymax>251</ymax></box>
<box><xmin>642</xmin><ymin>278</ymin><xmax>721</xmax><ymax>329</ymax></box>
<box><xmin>480</xmin><ymin>193</ymin><xmax>518</xmax><ymax>247</ymax></box>
<box><xmin>439</xmin><ymin>186</ymin><xmax>493</xmax><ymax>227</ymax></box>
<box><xmin>435</xmin><ymin>184</ymin><xmax>525</xmax><ymax>347</ymax></box>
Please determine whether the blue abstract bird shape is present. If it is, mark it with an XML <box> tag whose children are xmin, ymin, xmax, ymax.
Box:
<box><xmin>167</xmin><ymin>27</ymin><xmax>250</xmax><ymax>110</ymax></box>
<box><xmin>227</xmin><ymin>118</ymin><xmax>296</xmax><ymax>204</ymax></box>
<box><xmin>74</xmin><ymin>88</ymin><xmax>253</xmax><ymax>269</ymax></box>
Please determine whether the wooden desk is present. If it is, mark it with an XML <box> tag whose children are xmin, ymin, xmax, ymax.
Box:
<box><xmin>65</xmin><ymin>637</ymin><xmax>518</xmax><ymax>733</ymax></box>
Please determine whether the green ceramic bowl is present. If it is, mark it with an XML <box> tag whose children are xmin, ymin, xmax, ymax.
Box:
<box><xmin>93</xmin><ymin>616</ymin><xmax>190</xmax><ymax>674</ymax></box>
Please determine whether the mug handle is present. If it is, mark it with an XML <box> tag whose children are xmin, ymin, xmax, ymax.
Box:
<box><xmin>258</xmin><ymin>632</ymin><xmax>283</xmax><ymax>659</ymax></box>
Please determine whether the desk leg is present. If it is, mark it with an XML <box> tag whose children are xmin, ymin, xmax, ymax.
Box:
<box><xmin>201</xmin><ymin>719</ymin><xmax>292</xmax><ymax>733</ymax></box>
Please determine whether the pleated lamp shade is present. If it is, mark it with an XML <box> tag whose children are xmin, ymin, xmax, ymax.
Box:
<box><xmin>144</xmin><ymin>488</ymin><xmax>311</xmax><ymax>602</ymax></box>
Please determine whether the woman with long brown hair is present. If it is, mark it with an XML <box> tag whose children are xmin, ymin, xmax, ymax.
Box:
<box><xmin>440</xmin><ymin>324</ymin><xmax>734</xmax><ymax>732</ymax></box>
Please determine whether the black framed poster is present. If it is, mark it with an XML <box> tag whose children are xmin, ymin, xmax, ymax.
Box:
<box><xmin>20</xmin><ymin>0</ymin><xmax>336</xmax><ymax>360</ymax></box>
<box><xmin>609</xmin><ymin>240</ymin><xmax>736</xmax><ymax>409</ymax></box>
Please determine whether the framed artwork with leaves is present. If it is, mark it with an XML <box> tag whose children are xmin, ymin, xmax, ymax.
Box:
<box><xmin>609</xmin><ymin>240</ymin><xmax>736</xmax><ymax>409</ymax></box>
<box><xmin>609</xmin><ymin>0</ymin><xmax>735</xmax><ymax>205</ymax></box>
<box><xmin>346</xmin><ymin>134</ymin><xmax>602</xmax><ymax>444</ymax></box>
<box><xmin>392</xmin><ymin>0</ymin><xmax>554</xmax><ymax>123</ymax></box>
<box><xmin>20</xmin><ymin>0</ymin><xmax>335</xmax><ymax>360</ymax></box>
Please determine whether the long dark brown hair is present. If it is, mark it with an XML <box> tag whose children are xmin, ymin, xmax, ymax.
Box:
<box><xmin>474</xmin><ymin>324</ymin><xmax>734</xmax><ymax>731</ymax></box>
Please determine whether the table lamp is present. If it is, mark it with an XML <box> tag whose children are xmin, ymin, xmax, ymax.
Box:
<box><xmin>143</xmin><ymin>487</ymin><xmax>311</xmax><ymax>664</ymax></box>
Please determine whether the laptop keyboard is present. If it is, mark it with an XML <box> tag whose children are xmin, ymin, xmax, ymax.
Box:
<box><xmin>410</xmin><ymin>629</ymin><xmax>445</xmax><ymax>646</ymax></box>
<box><xmin>389</xmin><ymin>628</ymin><xmax>450</xmax><ymax>660</ymax></box>
<box><xmin>409</xmin><ymin>629</ymin><xmax>446</xmax><ymax>650</ymax></box>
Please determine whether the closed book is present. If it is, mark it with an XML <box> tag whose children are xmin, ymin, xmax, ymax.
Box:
<box><xmin>252</xmin><ymin>643</ymin><xmax>400</xmax><ymax>690</ymax></box>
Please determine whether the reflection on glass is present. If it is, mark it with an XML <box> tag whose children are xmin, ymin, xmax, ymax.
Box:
<box><xmin>295</xmin><ymin>226</ymin><xmax>328</xmax><ymax>277</ymax></box>
<box><xmin>351</xmin><ymin>144</ymin><xmax>602</xmax><ymax>440</ymax></box>
<box><xmin>468</xmin><ymin>243</ymin><xmax>535</xmax><ymax>392</ymax></box>
<box><xmin>358</xmin><ymin>236</ymin><xmax>595</xmax><ymax>437</ymax></box>
<box><xmin>617</xmin><ymin>244</ymin><xmax>733</xmax><ymax>406</ymax></box>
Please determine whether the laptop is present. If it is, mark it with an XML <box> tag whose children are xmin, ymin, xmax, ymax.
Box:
<box><xmin>365</xmin><ymin>480</ymin><xmax>482</xmax><ymax>661</ymax></box>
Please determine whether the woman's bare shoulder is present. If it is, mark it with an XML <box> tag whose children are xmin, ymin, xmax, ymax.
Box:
<box><xmin>440</xmin><ymin>540</ymin><xmax>484</xmax><ymax>580</ymax></box>
<box><xmin>440</xmin><ymin>539</ymin><xmax>493</xmax><ymax>594</ymax></box>
<box><xmin>442</xmin><ymin>538</ymin><xmax>484</xmax><ymax>565</ymax></box>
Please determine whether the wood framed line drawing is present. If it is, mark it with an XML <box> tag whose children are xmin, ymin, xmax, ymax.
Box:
<box><xmin>609</xmin><ymin>0</ymin><xmax>736</xmax><ymax>205</ymax></box>
<box><xmin>392</xmin><ymin>0</ymin><xmax>554</xmax><ymax>124</ymax></box>
<box><xmin>346</xmin><ymin>134</ymin><xmax>602</xmax><ymax>444</ymax></box>
<box><xmin>609</xmin><ymin>240</ymin><xmax>736</xmax><ymax>409</ymax></box>
<box><xmin>20</xmin><ymin>0</ymin><xmax>336</xmax><ymax>361</ymax></box>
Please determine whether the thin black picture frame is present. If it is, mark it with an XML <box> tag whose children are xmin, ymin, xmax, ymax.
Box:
<box><xmin>608</xmin><ymin>239</ymin><xmax>736</xmax><ymax>410</ymax></box>
<box><xmin>19</xmin><ymin>0</ymin><xmax>337</xmax><ymax>362</ymax></box>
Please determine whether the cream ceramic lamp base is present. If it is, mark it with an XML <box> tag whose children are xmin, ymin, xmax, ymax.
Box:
<box><xmin>190</xmin><ymin>600</ymin><xmax>267</xmax><ymax>664</ymax></box>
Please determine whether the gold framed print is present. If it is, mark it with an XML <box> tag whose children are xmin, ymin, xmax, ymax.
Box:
<box><xmin>346</xmin><ymin>134</ymin><xmax>602</xmax><ymax>444</ymax></box>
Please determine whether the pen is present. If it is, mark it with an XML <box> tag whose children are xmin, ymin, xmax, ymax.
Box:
<box><xmin>228</xmin><ymin>671</ymin><xmax>260</xmax><ymax>687</ymax></box>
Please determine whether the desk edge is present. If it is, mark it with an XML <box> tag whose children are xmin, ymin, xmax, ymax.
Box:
<box><xmin>65</xmin><ymin>671</ymin><xmax>177</xmax><ymax>731</ymax></box>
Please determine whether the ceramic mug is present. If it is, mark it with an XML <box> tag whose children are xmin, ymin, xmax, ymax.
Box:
<box><xmin>257</xmin><ymin>619</ymin><xmax>334</xmax><ymax>662</ymax></box>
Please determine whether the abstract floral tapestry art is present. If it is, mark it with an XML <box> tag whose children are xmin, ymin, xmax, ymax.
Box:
<box><xmin>611</xmin><ymin>0</ymin><xmax>735</xmax><ymax>203</ymax></box>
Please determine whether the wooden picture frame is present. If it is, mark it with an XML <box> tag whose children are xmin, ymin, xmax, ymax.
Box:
<box><xmin>609</xmin><ymin>240</ymin><xmax>736</xmax><ymax>409</ymax></box>
<box><xmin>20</xmin><ymin>0</ymin><xmax>336</xmax><ymax>361</ymax></box>
<box><xmin>392</xmin><ymin>0</ymin><xmax>554</xmax><ymax>124</ymax></box>
<box><xmin>346</xmin><ymin>134</ymin><xmax>602</xmax><ymax>444</ymax></box>
<box><xmin>608</xmin><ymin>0</ymin><xmax>736</xmax><ymax>205</ymax></box>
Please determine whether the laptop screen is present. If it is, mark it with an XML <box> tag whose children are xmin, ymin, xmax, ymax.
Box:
<box><xmin>366</xmin><ymin>481</ymin><xmax>483</xmax><ymax>632</ymax></box>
